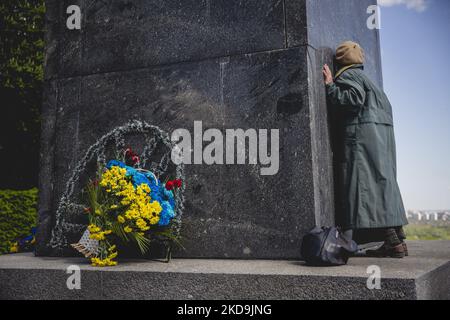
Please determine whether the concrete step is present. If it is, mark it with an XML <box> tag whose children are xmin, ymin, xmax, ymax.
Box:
<box><xmin>0</xmin><ymin>241</ymin><xmax>449</xmax><ymax>300</ymax></box>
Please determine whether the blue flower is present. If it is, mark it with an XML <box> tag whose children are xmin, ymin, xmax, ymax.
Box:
<box><xmin>107</xmin><ymin>160</ymin><xmax>126</xmax><ymax>169</ymax></box>
<box><xmin>158</xmin><ymin>201</ymin><xmax>175</xmax><ymax>226</ymax></box>
<box><xmin>162</xmin><ymin>187</ymin><xmax>176</xmax><ymax>208</ymax></box>
<box><xmin>143</xmin><ymin>171</ymin><xmax>159</xmax><ymax>186</ymax></box>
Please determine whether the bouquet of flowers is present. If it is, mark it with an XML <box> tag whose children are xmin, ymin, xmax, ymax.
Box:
<box><xmin>71</xmin><ymin>148</ymin><xmax>182</xmax><ymax>267</ymax></box>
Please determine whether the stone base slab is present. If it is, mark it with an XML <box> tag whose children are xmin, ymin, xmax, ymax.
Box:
<box><xmin>1</xmin><ymin>241</ymin><xmax>448</xmax><ymax>300</ymax></box>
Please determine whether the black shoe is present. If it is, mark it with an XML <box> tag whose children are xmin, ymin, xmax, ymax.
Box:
<box><xmin>365</xmin><ymin>243</ymin><xmax>405</xmax><ymax>258</ymax></box>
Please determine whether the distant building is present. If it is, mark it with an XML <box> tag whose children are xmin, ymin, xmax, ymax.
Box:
<box><xmin>407</xmin><ymin>210</ymin><xmax>450</xmax><ymax>223</ymax></box>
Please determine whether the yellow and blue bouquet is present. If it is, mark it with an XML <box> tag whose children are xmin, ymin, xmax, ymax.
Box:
<box><xmin>72</xmin><ymin>148</ymin><xmax>182</xmax><ymax>267</ymax></box>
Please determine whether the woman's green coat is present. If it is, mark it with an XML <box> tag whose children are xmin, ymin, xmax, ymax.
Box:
<box><xmin>326</xmin><ymin>64</ymin><xmax>408</xmax><ymax>229</ymax></box>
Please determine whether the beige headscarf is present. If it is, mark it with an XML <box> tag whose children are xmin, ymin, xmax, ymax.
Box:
<box><xmin>335</xmin><ymin>41</ymin><xmax>365</xmax><ymax>66</ymax></box>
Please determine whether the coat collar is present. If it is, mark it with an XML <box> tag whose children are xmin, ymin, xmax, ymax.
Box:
<box><xmin>335</xmin><ymin>64</ymin><xmax>364</xmax><ymax>79</ymax></box>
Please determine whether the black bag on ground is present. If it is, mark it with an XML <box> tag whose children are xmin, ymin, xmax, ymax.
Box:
<box><xmin>300</xmin><ymin>226</ymin><xmax>358</xmax><ymax>266</ymax></box>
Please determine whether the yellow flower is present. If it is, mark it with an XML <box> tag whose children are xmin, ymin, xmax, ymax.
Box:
<box><xmin>9</xmin><ymin>242</ymin><xmax>19</xmax><ymax>253</ymax></box>
<box><xmin>110</xmin><ymin>204</ymin><xmax>118</xmax><ymax>210</ymax></box>
<box><xmin>108</xmin><ymin>251</ymin><xmax>118</xmax><ymax>259</ymax></box>
<box><xmin>91</xmin><ymin>257</ymin><xmax>118</xmax><ymax>267</ymax></box>
<box><xmin>88</xmin><ymin>224</ymin><xmax>101</xmax><ymax>233</ymax></box>
<box><xmin>149</xmin><ymin>217</ymin><xmax>159</xmax><ymax>225</ymax></box>
<box><xmin>140</xmin><ymin>184</ymin><xmax>151</xmax><ymax>194</ymax></box>
<box><xmin>136</xmin><ymin>218</ymin><xmax>147</xmax><ymax>229</ymax></box>
<box><xmin>117</xmin><ymin>215</ymin><xmax>125</xmax><ymax>224</ymax></box>
<box><xmin>124</xmin><ymin>226</ymin><xmax>132</xmax><ymax>233</ymax></box>
<box><xmin>89</xmin><ymin>232</ymin><xmax>105</xmax><ymax>241</ymax></box>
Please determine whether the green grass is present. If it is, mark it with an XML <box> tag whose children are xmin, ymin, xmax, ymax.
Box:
<box><xmin>405</xmin><ymin>224</ymin><xmax>450</xmax><ymax>241</ymax></box>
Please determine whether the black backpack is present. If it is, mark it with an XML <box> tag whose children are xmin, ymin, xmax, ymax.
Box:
<box><xmin>300</xmin><ymin>226</ymin><xmax>358</xmax><ymax>266</ymax></box>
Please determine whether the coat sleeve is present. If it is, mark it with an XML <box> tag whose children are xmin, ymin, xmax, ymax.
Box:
<box><xmin>326</xmin><ymin>73</ymin><xmax>366</xmax><ymax>110</ymax></box>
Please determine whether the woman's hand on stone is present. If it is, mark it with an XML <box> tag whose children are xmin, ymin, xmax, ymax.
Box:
<box><xmin>323</xmin><ymin>64</ymin><xmax>333</xmax><ymax>85</ymax></box>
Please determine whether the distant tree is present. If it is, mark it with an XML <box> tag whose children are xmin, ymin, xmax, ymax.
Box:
<box><xmin>0</xmin><ymin>0</ymin><xmax>45</xmax><ymax>189</ymax></box>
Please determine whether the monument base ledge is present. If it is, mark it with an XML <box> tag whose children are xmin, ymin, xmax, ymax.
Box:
<box><xmin>0</xmin><ymin>241</ymin><xmax>449</xmax><ymax>300</ymax></box>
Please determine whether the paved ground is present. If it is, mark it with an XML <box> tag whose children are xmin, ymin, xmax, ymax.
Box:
<box><xmin>0</xmin><ymin>241</ymin><xmax>449</xmax><ymax>300</ymax></box>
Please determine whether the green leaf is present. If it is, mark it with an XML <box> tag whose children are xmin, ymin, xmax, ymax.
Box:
<box><xmin>111</xmin><ymin>221</ymin><xmax>128</xmax><ymax>242</ymax></box>
<box><xmin>131</xmin><ymin>232</ymin><xmax>151</xmax><ymax>255</ymax></box>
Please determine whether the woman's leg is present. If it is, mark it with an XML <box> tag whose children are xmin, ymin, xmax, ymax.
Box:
<box><xmin>396</xmin><ymin>227</ymin><xmax>406</xmax><ymax>241</ymax></box>
<box><xmin>395</xmin><ymin>226</ymin><xmax>408</xmax><ymax>256</ymax></box>
<box><xmin>384</xmin><ymin>228</ymin><xmax>402</xmax><ymax>247</ymax></box>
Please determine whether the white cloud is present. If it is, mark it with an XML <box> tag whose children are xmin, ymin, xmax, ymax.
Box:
<box><xmin>378</xmin><ymin>0</ymin><xmax>429</xmax><ymax>12</ymax></box>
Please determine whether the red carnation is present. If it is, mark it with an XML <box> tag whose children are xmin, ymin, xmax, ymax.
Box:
<box><xmin>174</xmin><ymin>179</ymin><xmax>182</xmax><ymax>188</ymax></box>
<box><xmin>165</xmin><ymin>180</ymin><xmax>175</xmax><ymax>190</ymax></box>
<box><xmin>125</xmin><ymin>148</ymin><xmax>134</xmax><ymax>157</ymax></box>
<box><xmin>131</xmin><ymin>155</ymin><xmax>140</xmax><ymax>164</ymax></box>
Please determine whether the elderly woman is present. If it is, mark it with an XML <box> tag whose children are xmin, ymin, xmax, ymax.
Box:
<box><xmin>323</xmin><ymin>41</ymin><xmax>409</xmax><ymax>258</ymax></box>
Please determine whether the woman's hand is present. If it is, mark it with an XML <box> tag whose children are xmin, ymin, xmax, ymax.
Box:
<box><xmin>323</xmin><ymin>64</ymin><xmax>333</xmax><ymax>85</ymax></box>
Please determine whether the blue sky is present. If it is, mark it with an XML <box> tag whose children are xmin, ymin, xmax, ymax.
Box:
<box><xmin>379</xmin><ymin>0</ymin><xmax>450</xmax><ymax>209</ymax></box>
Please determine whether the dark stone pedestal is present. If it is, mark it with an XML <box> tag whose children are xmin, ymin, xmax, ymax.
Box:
<box><xmin>37</xmin><ymin>0</ymin><xmax>382</xmax><ymax>258</ymax></box>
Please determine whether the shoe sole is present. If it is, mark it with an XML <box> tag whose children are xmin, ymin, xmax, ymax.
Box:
<box><xmin>366</xmin><ymin>252</ymin><xmax>405</xmax><ymax>258</ymax></box>
<box><xmin>389</xmin><ymin>252</ymin><xmax>405</xmax><ymax>259</ymax></box>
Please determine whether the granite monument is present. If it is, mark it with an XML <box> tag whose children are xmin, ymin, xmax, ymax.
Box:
<box><xmin>37</xmin><ymin>0</ymin><xmax>383</xmax><ymax>259</ymax></box>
